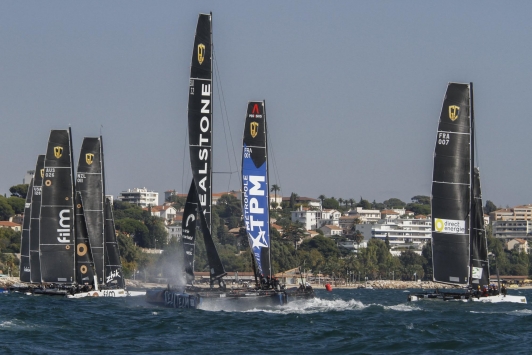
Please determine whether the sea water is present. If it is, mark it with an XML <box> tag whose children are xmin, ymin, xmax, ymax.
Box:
<box><xmin>1</xmin><ymin>288</ymin><xmax>531</xmax><ymax>354</ymax></box>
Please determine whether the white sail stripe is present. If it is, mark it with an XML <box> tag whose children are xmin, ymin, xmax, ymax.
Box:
<box><xmin>244</xmin><ymin>145</ymin><xmax>266</xmax><ymax>149</ymax></box>
<box><xmin>189</xmin><ymin>77</ymin><xmax>211</xmax><ymax>81</ymax></box>
<box><xmin>190</xmin><ymin>144</ymin><xmax>212</xmax><ymax>147</ymax></box>
<box><xmin>432</xmin><ymin>181</ymin><xmax>470</xmax><ymax>185</ymax></box>
<box><xmin>437</xmin><ymin>130</ymin><xmax>470</xmax><ymax>135</ymax></box>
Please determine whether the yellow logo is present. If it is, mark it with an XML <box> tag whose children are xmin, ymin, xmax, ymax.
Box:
<box><xmin>198</xmin><ymin>43</ymin><xmax>205</xmax><ymax>65</ymax></box>
<box><xmin>434</xmin><ymin>218</ymin><xmax>444</xmax><ymax>232</ymax></box>
<box><xmin>40</xmin><ymin>169</ymin><xmax>44</xmax><ymax>178</ymax></box>
<box><xmin>54</xmin><ymin>146</ymin><xmax>63</xmax><ymax>159</ymax></box>
<box><xmin>250</xmin><ymin>122</ymin><xmax>259</xmax><ymax>138</ymax></box>
<box><xmin>86</xmin><ymin>153</ymin><xmax>94</xmax><ymax>165</ymax></box>
<box><xmin>448</xmin><ymin>105</ymin><xmax>460</xmax><ymax>121</ymax></box>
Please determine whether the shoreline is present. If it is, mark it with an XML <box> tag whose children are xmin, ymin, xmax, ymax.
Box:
<box><xmin>3</xmin><ymin>278</ymin><xmax>531</xmax><ymax>291</ymax></box>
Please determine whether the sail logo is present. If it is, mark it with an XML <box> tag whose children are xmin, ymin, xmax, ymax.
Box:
<box><xmin>250</xmin><ymin>122</ymin><xmax>259</xmax><ymax>138</ymax></box>
<box><xmin>86</xmin><ymin>153</ymin><xmax>94</xmax><ymax>165</ymax></box>
<box><xmin>196</xmin><ymin>83</ymin><xmax>211</xmax><ymax>207</ymax></box>
<box><xmin>40</xmin><ymin>169</ymin><xmax>44</xmax><ymax>178</ymax></box>
<box><xmin>472</xmin><ymin>266</ymin><xmax>483</xmax><ymax>279</ymax></box>
<box><xmin>434</xmin><ymin>218</ymin><xmax>465</xmax><ymax>234</ymax></box>
<box><xmin>448</xmin><ymin>105</ymin><xmax>460</xmax><ymax>121</ymax></box>
<box><xmin>57</xmin><ymin>209</ymin><xmax>71</xmax><ymax>243</ymax></box>
<box><xmin>242</xmin><ymin>175</ymin><xmax>268</xmax><ymax>250</ymax></box>
<box><xmin>24</xmin><ymin>266</ymin><xmax>30</xmax><ymax>272</ymax></box>
<box><xmin>54</xmin><ymin>146</ymin><xmax>63</xmax><ymax>159</ymax></box>
<box><xmin>106</xmin><ymin>269</ymin><xmax>121</xmax><ymax>283</ymax></box>
<box><xmin>198</xmin><ymin>43</ymin><xmax>205</xmax><ymax>65</ymax></box>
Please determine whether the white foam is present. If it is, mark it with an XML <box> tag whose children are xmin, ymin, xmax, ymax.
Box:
<box><xmin>384</xmin><ymin>303</ymin><xmax>422</xmax><ymax>312</ymax></box>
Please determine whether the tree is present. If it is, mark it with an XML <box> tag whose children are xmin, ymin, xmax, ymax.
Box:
<box><xmin>166</xmin><ymin>195</ymin><xmax>186</xmax><ymax>211</ymax></box>
<box><xmin>322</xmin><ymin>197</ymin><xmax>339</xmax><ymax>210</ymax></box>
<box><xmin>0</xmin><ymin>197</ymin><xmax>15</xmax><ymax>221</ymax></box>
<box><xmin>271</xmin><ymin>184</ymin><xmax>281</xmax><ymax>205</ymax></box>
<box><xmin>115</xmin><ymin>218</ymin><xmax>150</xmax><ymax>247</ymax></box>
<box><xmin>9</xmin><ymin>184</ymin><xmax>29</xmax><ymax>199</ymax></box>
<box><xmin>411</xmin><ymin>195</ymin><xmax>430</xmax><ymax>205</ymax></box>
<box><xmin>354</xmin><ymin>230</ymin><xmax>364</xmax><ymax>246</ymax></box>
<box><xmin>484</xmin><ymin>200</ymin><xmax>497</xmax><ymax>214</ymax></box>
<box><xmin>289</xmin><ymin>192</ymin><xmax>298</xmax><ymax>209</ymax></box>
<box><xmin>318</xmin><ymin>195</ymin><xmax>326</xmax><ymax>205</ymax></box>
<box><xmin>7</xmin><ymin>196</ymin><xmax>25</xmax><ymax>215</ymax></box>
<box><xmin>383</xmin><ymin>198</ymin><xmax>406</xmax><ymax>208</ymax></box>
<box><xmin>357</xmin><ymin>197</ymin><xmax>372</xmax><ymax>209</ymax></box>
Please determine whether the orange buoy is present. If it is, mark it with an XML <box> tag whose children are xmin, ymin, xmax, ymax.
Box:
<box><xmin>325</xmin><ymin>283</ymin><xmax>332</xmax><ymax>292</ymax></box>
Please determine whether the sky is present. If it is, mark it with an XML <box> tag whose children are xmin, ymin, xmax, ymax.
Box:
<box><xmin>1</xmin><ymin>1</ymin><xmax>531</xmax><ymax>208</ymax></box>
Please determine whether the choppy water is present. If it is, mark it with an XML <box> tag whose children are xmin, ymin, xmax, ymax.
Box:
<box><xmin>1</xmin><ymin>288</ymin><xmax>531</xmax><ymax>354</ymax></box>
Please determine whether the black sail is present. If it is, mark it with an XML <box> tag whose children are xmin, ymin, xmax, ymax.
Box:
<box><xmin>470</xmin><ymin>167</ymin><xmax>489</xmax><ymax>286</ymax></box>
<box><xmin>182</xmin><ymin>180</ymin><xmax>198</xmax><ymax>284</ymax></box>
<box><xmin>76</xmin><ymin>137</ymin><xmax>105</xmax><ymax>284</ymax></box>
<box><xmin>187</xmin><ymin>13</ymin><xmax>226</xmax><ymax>282</ymax></box>
<box><xmin>241</xmin><ymin>101</ymin><xmax>272</xmax><ymax>278</ymax></box>
<box><xmin>40</xmin><ymin>129</ymin><xmax>76</xmax><ymax>284</ymax></box>
<box><xmin>104</xmin><ymin>198</ymin><xmax>124</xmax><ymax>288</ymax></box>
<box><xmin>74</xmin><ymin>192</ymin><xmax>96</xmax><ymax>286</ymax></box>
<box><xmin>188</xmin><ymin>13</ymin><xmax>213</xmax><ymax>230</ymax></box>
<box><xmin>19</xmin><ymin>178</ymin><xmax>34</xmax><ymax>282</ymax></box>
<box><xmin>29</xmin><ymin>155</ymin><xmax>45</xmax><ymax>283</ymax></box>
<box><xmin>431</xmin><ymin>83</ymin><xmax>471</xmax><ymax>285</ymax></box>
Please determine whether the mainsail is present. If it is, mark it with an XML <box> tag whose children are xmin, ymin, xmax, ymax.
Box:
<box><xmin>103</xmin><ymin>198</ymin><xmax>124</xmax><ymax>288</ymax></box>
<box><xmin>187</xmin><ymin>13</ymin><xmax>226</xmax><ymax>282</ymax></box>
<box><xmin>241</xmin><ymin>101</ymin><xmax>271</xmax><ymax>278</ymax></box>
<box><xmin>74</xmin><ymin>191</ymin><xmax>96</xmax><ymax>286</ymax></box>
<box><xmin>431</xmin><ymin>82</ymin><xmax>489</xmax><ymax>286</ymax></box>
<box><xmin>29</xmin><ymin>155</ymin><xmax>45</xmax><ymax>283</ymax></box>
<box><xmin>19</xmin><ymin>178</ymin><xmax>34</xmax><ymax>282</ymax></box>
<box><xmin>40</xmin><ymin>129</ymin><xmax>76</xmax><ymax>283</ymax></box>
<box><xmin>76</xmin><ymin>137</ymin><xmax>105</xmax><ymax>284</ymax></box>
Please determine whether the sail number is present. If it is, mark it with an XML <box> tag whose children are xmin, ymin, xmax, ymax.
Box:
<box><xmin>437</xmin><ymin>132</ymin><xmax>450</xmax><ymax>145</ymax></box>
<box><xmin>76</xmin><ymin>173</ymin><xmax>86</xmax><ymax>183</ymax></box>
<box><xmin>244</xmin><ymin>147</ymin><xmax>252</xmax><ymax>158</ymax></box>
<box><xmin>45</xmin><ymin>168</ymin><xmax>55</xmax><ymax>177</ymax></box>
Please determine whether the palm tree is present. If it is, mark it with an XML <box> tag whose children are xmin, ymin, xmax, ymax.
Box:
<box><xmin>318</xmin><ymin>195</ymin><xmax>326</xmax><ymax>204</ymax></box>
<box><xmin>349</xmin><ymin>198</ymin><xmax>355</xmax><ymax>208</ymax></box>
<box><xmin>270</xmin><ymin>184</ymin><xmax>281</xmax><ymax>208</ymax></box>
<box><xmin>338</xmin><ymin>198</ymin><xmax>344</xmax><ymax>207</ymax></box>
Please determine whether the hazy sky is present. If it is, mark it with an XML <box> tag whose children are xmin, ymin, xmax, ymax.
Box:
<box><xmin>1</xmin><ymin>1</ymin><xmax>531</xmax><ymax>208</ymax></box>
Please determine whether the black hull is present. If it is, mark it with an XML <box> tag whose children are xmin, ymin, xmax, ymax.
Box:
<box><xmin>146</xmin><ymin>288</ymin><xmax>201</xmax><ymax>309</ymax></box>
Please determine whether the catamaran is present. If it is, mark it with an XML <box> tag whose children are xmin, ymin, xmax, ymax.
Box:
<box><xmin>408</xmin><ymin>83</ymin><xmax>526</xmax><ymax>303</ymax></box>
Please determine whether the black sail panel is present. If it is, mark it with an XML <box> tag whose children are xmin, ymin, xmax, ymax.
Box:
<box><xmin>76</xmin><ymin>137</ymin><xmax>105</xmax><ymax>284</ymax></box>
<box><xmin>40</xmin><ymin>129</ymin><xmax>76</xmax><ymax>283</ymax></box>
<box><xmin>431</xmin><ymin>83</ymin><xmax>471</xmax><ymax>285</ymax></box>
<box><xmin>19</xmin><ymin>178</ymin><xmax>34</xmax><ymax>282</ymax></box>
<box><xmin>182</xmin><ymin>180</ymin><xmax>198</xmax><ymax>284</ymax></box>
<box><xmin>74</xmin><ymin>192</ymin><xmax>96</xmax><ymax>286</ymax></box>
<box><xmin>199</xmin><ymin>209</ymin><xmax>226</xmax><ymax>281</ymax></box>
<box><xmin>104</xmin><ymin>198</ymin><xmax>124</xmax><ymax>288</ymax></box>
<box><xmin>188</xmin><ymin>13</ymin><xmax>213</xmax><ymax>231</ymax></box>
<box><xmin>241</xmin><ymin>101</ymin><xmax>272</xmax><ymax>278</ymax></box>
<box><xmin>470</xmin><ymin>167</ymin><xmax>489</xmax><ymax>286</ymax></box>
<box><xmin>30</xmin><ymin>155</ymin><xmax>45</xmax><ymax>283</ymax></box>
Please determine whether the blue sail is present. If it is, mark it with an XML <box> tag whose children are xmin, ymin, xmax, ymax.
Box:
<box><xmin>242</xmin><ymin>101</ymin><xmax>271</xmax><ymax>278</ymax></box>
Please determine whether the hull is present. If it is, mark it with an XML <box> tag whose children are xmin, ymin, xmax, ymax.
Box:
<box><xmin>408</xmin><ymin>291</ymin><xmax>527</xmax><ymax>304</ymax></box>
<box><xmin>146</xmin><ymin>288</ymin><xmax>201</xmax><ymax>309</ymax></box>
<box><xmin>66</xmin><ymin>289</ymin><xmax>144</xmax><ymax>298</ymax></box>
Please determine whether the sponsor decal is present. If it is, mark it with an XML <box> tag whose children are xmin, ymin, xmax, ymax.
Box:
<box><xmin>40</xmin><ymin>169</ymin><xmax>44</xmax><ymax>178</ymax></box>
<box><xmin>250</xmin><ymin>122</ymin><xmax>259</xmax><ymax>138</ymax></box>
<box><xmin>434</xmin><ymin>218</ymin><xmax>466</xmax><ymax>234</ymax></box>
<box><xmin>198</xmin><ymin>43</ymin><xmax>205</xmax><ymax>65</ymax></box>
<box><xmin>106</xmin><ymin>269</ymin><xmax>120</xmax><ymax>284</ymax></box>
<box><xmin>54</xmin><ymin>146</ymin><xmax>63</xmax><ymax>159</ymax></box>
<box><xmin>77</xmin><ymin>243</ymin><xmax>88</xmax><ymax>256</ymax></box>
<box><xmin>24</xmin><ymin>266</ymin><xmax>30</xmax><ymax>272</ymax></box>
<box><xmin>448</xmin><ymin>105</ymin><xmax>460</xmax><ymax>121</ymax></box>
<box><xmin>195</xmin><ymin>83</ymin><xmax>211</xmax><ymax>208</ymax></box>
<box><xmin>80</xmin><ymin>265</ymin><xmax>87</xmax><ymax>274</ymax></box>
<box><xmin>57</xmin><ymin>209</ymin><xmax>71</xmax><ymax>243</ymax></box>
<box><xmin>86</xmin><ymin>153</ymin><xmax>94</xmax><ymax>165</ymax></box>
<box><xmin>472</xmin><ymin>267</ymin><xmax>483</xmax><ymax>279</ymax></box>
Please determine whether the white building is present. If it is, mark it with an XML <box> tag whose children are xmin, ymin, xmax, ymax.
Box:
<box><xmin>320</xmin><ymin>224</ymin><xmax>343</xmax><ymax>237</ymax></box>
<box><xmin>23</xmin><ymin>170</ymin><xmax>34</xmax><ymax>185</ymax></box>
<box><xmin>348</xmin><ymin>207</ymin><xmax>381</xmax><ymax>223</ymax></box>
<box><xmin>291</xmin><ymin>206</ymin><xmax>320</xmax><ymax>230</ymax></box>
<box><xmin>117</xmin><ymin>188</ymin><xmax>159</xmax><ymax>207</ymax></box>
<box><xmin>166</xmin><ymin>223</ymin><xmax>182</xmax><ymax>242</ymax></box>
<box><xmin>355</xmin><ymin>217</ymin><xmax>432</xmax><ymax>247</ymax></box>
<box><xmin>492</xmin><ymin>220</ymin><xmax>532</xmax><ymax>240</ymax></box>
<box><xmin>319</xmin><ymin>209</ymin><xmax>341</xmax><ymax>227</ymax></box>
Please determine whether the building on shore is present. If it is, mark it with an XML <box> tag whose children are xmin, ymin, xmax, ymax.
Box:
<box><xmin>491</xmin><ymin>205</ymin><xmax>532</xmax><ymax>241</ymax></box>
<box><xmin>117</xmin><ymin>188</ymin><xmax>159</xmax><ymax>207</ymax></box>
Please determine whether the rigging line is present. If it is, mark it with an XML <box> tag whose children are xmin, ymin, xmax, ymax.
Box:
<box><xmin>213</xmin><ymin>46</ymin><xmax>241</xmax><ymax>191</ymax></box>
<box><xmin>267</xmin><ymin>132</ymin><xmax>283</xmax><ymax>203</ymax></box>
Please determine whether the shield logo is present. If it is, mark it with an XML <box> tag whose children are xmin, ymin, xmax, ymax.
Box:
<box><xmin>448</xmin><ymin>105</ymin><xmax>460</xmax><ymax>121</ymax></box>
<box><xmin>54</xmin><ymin>146</ymin><xmax>63</xmax><ymax>159</ymax></box>
<box><xmin>40</xmin><ymin>169</ymin><xmax>44</xmax><ymax>178</ymax></box>
<box><xmin>86</xmin><ymin>153</ymin><xmax>94</xmax><ymax>165</ymax></box>
<box><xmin>250</xmin><ymin>122</ymin><xmax>259</xmax><ymax>138</ymax></box>
<box><xmin>198</xmin><ymin>43</ymin><xmax>205</xmax><ymax>65</ymax></box>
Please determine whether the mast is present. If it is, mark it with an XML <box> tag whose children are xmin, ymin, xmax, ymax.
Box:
<box><xmin>431</xmin><ymin>83</ymin><xmax>471</xmax><ymax>286</ymax></box>
<box><xmin>29</xmin><ymin>155</ymin><xmax>45</xmax><ymax>283</ymax></box>
<box><xmin>40</xmin><ymin>129</ymin><xmax>76</xmax><ymax>284</ymax></box>
<box><xmin>241</xmin><ymin>101</ymin><xmax>272</xmax><ymax>280</ymax></box>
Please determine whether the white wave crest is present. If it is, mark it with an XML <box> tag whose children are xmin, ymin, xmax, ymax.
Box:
<box><xmin>384</xmin><ymin>303</ymin><xmax>422</xmax><ymax>312</ymax></box>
